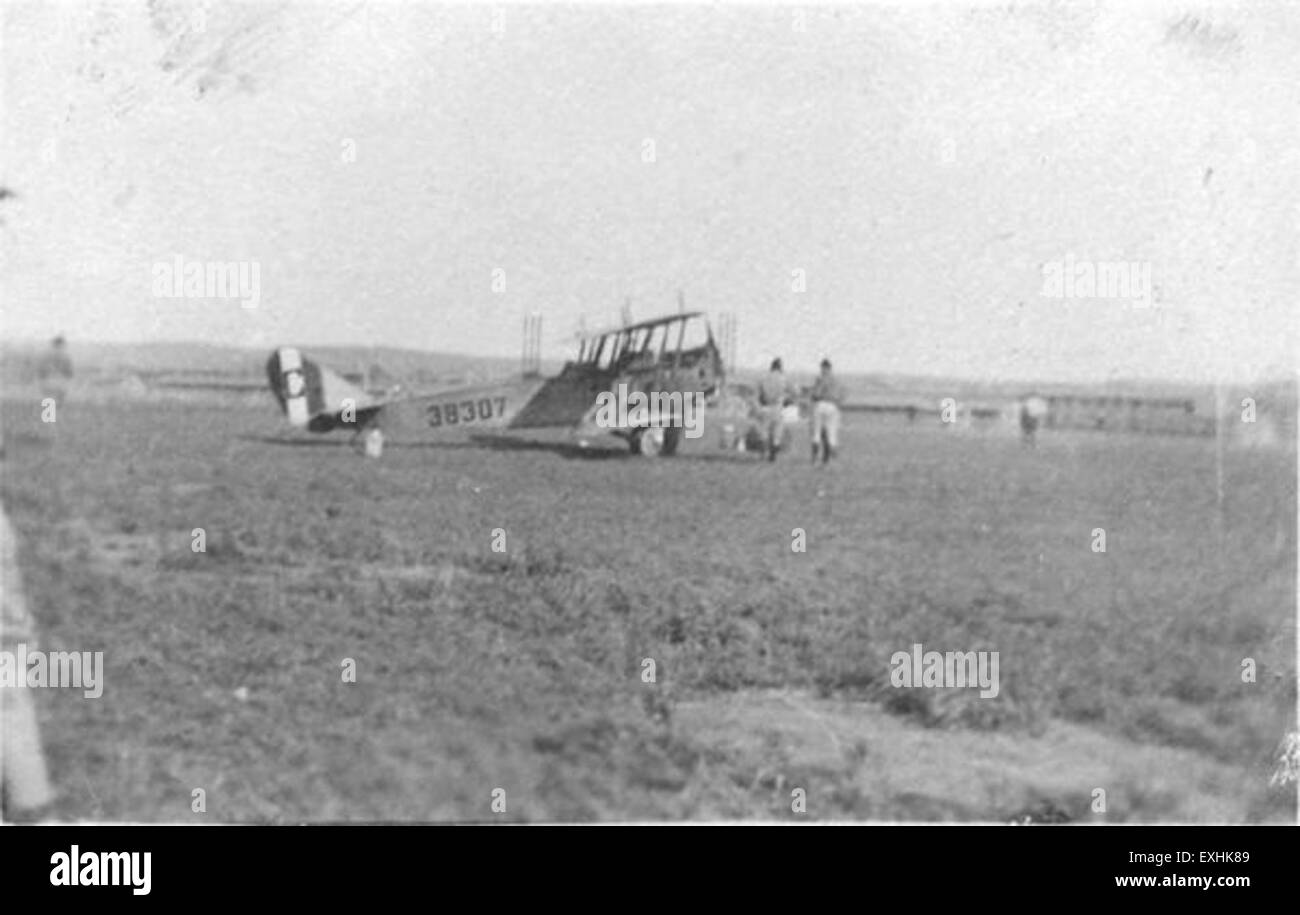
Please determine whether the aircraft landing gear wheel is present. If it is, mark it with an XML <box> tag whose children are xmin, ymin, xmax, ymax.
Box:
<box><xmin>362</xmin><ymin>427</ymin><xmax>385</xmax><ymax>459</ymax></box>
<box><xmin>631</xmin><ymin>426</ymin><xmax>664</xmax><ymax>457</ymax></box>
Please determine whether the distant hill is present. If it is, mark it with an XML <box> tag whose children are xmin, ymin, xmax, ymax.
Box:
<box><xmin>0</xmin><ymin>340</ymin><xmax>559</xmax><ymax>390</ymax></box>
<box><xmin>2</xmin><ymin>340</ymin><xmax>1293</xmax><ymax>428</ymax></box>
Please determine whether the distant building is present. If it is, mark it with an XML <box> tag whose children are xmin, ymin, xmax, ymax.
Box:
<box><xmin>1043</xmin><ymin>393</ymin><xmax>1206</xmax><ymax>436</ymax></box>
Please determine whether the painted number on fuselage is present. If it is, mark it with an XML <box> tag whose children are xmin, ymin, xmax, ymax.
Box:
<box><xmin>427</xmin><ymin>397</ymin><xmax>507</xmax><ymax>427</ymax></box>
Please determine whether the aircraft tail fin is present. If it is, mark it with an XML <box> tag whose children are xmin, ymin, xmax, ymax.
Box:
<box><xmin>266</xmin><ymin>347</ymin><xmax>371</xmax><ymax>430</ymax></box>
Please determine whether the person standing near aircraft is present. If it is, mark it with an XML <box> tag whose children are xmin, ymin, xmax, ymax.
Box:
<box><xmin>809</xmin><ymin>358</ymin><xmax>844</xmax><ymax>464</ymax></box>
<box><xmin>757</xmin><ymin>358</ymin><xmax>791</xmax><ymax>462</ymax></box>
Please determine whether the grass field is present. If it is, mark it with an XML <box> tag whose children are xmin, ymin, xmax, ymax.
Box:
<box><xmin>1</xmin><ymin>393</ymin><xmax>1295</xmax><ymax>822</ymax></box>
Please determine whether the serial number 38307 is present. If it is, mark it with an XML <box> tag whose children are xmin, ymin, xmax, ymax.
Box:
<box><xmin>427</xmin><ymin>397</ymin><xmax>507</xmax><ymax>427</ymax></box>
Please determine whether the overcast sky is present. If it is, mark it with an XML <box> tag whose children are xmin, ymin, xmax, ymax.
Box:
<box><xmin>2</xmin><ymin>1</ymin><xmax>1296</xmax><ymax>382</ymax></box>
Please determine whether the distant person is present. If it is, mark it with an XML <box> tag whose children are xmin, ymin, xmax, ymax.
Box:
<box><xmin>757</xmin><ymin>358</ymin><xmax>791</xmax><ymax>461</ymax></box>
<box><xmin>809</xmin><ymin>358</ymin><xmax>844</xmax><ymax>464</ymax></box>
<box><xmin>1019</xmin><ymin>395</ymin><xmax>1048</xmax><ymax>447</ymax></box>
<box><xmin>37</xmin><ymin>335</ymin><xmax>74</xmax><ymax>404</ymax></box>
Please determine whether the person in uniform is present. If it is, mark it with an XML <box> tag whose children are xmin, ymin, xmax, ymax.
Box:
<box><xmin>809</xmin><ymin>358</ymin><xmax>844</xmax><ymax>464</ymax></box>
<box><xmin>37</xmin><ymin>335</ymin><xmax>74</xmax><ymax>403</ymax></box>
<box><xmin>756</xmin><ymin>358</ymin><xmax>791</xmax><ymax>462</ymax></box>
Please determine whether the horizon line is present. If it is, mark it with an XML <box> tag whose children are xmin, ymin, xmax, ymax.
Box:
<box><xmin>1</xmin><ymin>335</ymin><xmax>1293</xmax><ymax>391</ymax></box>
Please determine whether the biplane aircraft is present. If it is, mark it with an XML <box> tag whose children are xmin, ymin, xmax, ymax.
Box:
<box><xmin>266</xmin><ymin>311</ymin><xmax>726</xmax><ymax>458</ymax></box>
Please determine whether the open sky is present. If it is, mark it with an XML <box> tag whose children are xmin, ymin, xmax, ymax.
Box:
<box><xmin>2</xmin><ymin>0</ymin><xmax>1296</xmax><ymax>383</ymax></box>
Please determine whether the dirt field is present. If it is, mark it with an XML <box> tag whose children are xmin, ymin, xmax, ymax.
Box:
<box><xmin>1</xmin><ymin>395</ymin><xmax>1294</xmax><ymax>822</ymax></box>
